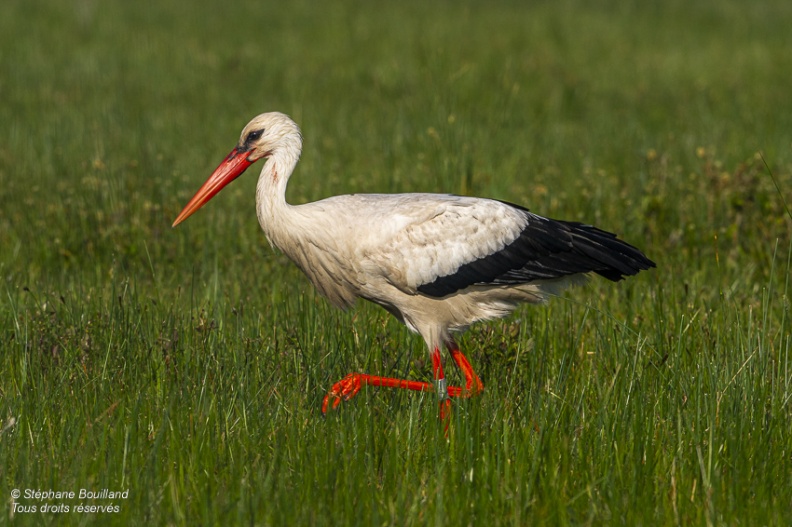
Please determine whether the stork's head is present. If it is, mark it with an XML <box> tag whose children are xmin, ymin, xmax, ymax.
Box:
<box><xmin>172</xmin><ymin>112</ymin><xmax>302</xmax><ymax>227</ymax></box>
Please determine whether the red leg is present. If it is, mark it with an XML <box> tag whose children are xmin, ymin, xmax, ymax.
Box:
<box><xmin>321</xmin><ymin>373</ymin><xmax>434</xmax><ymax>413</ymax></box>
<box><xmin>322</xmin><ymin>344</ymin><xmax>484</xmax><ymax>415</ymax></box>
<box><xmin>431</xmin><ymin>347</ymin><xmax>453</xmax><ymax>425</ymax></box>
<box><xmin>446</xmin><ymin>340</ymin><xmax>484</xmax><ymax>396</ymax></box>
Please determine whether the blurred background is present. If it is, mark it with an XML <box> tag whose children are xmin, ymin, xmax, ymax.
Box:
<box><xmin>1</xmin><ymin>0</ymin><xmax>790</xmax><ymax>292</ymax></box>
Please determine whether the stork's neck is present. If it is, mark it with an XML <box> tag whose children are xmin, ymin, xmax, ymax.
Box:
<box><xmin>255</xmin><ymin>138</ymin><xmax>302</xmax><ymax>245</ymax></box>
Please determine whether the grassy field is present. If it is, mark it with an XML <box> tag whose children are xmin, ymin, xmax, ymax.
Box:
<box><xmin>2</xmin><ymin>0</ymin><xmax>791</xmax><ymax>524</ymax></box>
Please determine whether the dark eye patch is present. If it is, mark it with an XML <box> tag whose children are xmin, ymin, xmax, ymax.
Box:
<box><xmin>245</xmin><ymin>129</ymin><xmax>264</xmax><ymax>144</ymax></box>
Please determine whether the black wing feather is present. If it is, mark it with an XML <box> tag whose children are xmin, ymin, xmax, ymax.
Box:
<box><xmin>417</xmin><ymin>202</ymin><xmax>655</xmax><ymax>298</ymax></box>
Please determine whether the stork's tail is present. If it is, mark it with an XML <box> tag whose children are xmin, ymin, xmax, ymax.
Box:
<box><xmin>562</xmin><ymin>221</ymin><xmax>656</xmax><ymax>282</ymax></box>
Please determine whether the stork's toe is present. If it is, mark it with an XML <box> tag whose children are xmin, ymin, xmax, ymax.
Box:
<box><xmin>322</xmin><ymin>373</ymin><xmax>363</xmax><ymax>413</ymax></box>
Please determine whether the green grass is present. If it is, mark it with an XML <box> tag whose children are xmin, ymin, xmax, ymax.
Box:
<box><xmin>2</xmin><ymin>0</ymin><xmax>792</xmax><ymax>524</ymax></box>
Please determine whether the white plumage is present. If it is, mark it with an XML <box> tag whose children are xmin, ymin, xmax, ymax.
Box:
<box><xmin>173</xmin><ymin>112</ymin><xmax>655</xmax><ymax>417</ymax></box>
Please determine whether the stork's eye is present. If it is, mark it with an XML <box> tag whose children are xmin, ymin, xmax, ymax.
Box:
<box><xmin>246</xmin><ymin>129</ymin><xmax>264</xmax><ymax>143</ymax></box>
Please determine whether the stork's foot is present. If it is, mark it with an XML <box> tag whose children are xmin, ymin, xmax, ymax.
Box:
<box><xmin>322</xmin><ymin>373</ymin><xmax>434</xmax><ymax>414</ymax></box>
<box><xmin>322</xmin><ymin>373</ymin><xmax>364</xmax><ymax>413</ymax></box>
<box><xmin>322</xmin><ymin>345</ymin><xmax>483</xmax><ymax>422</ymax></box>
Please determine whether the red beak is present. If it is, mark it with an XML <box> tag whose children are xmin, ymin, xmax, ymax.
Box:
<box><xmin>172</xmin><ymin>148</ymin><xmax>255</xmax><ymax>227</ymax></box>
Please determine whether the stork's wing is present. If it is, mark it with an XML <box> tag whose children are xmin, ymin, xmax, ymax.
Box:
<box><xmin>368</xmin><ymin>197</ymin><xmax>655</xmax><ymax>298</ymax></box>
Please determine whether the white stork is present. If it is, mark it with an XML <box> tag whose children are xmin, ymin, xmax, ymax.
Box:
<box><xmin>173</xmin><ymin>112</ymin><xmax>655</xmax><ymax>419</ymax></box>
